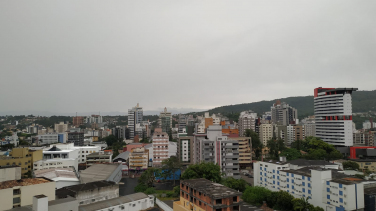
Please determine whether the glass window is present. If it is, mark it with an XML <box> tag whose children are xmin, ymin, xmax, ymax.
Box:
<box><xmin>326</xmin><ymin>181</ymin><xmax>330</xmax><ymax>185</ymax></box>
<box><xmin>339</xmin><ymin>191</ymin><xmax>343</xmax><ymax>196</ymax></box>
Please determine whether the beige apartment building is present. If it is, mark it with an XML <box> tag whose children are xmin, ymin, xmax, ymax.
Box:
<box><xmin>0</xmin><ymin>147</ymin><xmax>43</xmax><ymax>175</ymax></box>
<box><xmin>259</xmin><ymin>124</ymin><xmax>273</xmax><ymax>146</ymax></box>
<box><xmin>129</xmin><ymin>147</ymin><xmax>149</xmax><ymax>173</ymax></box>
<box><xmin>54</xmin><ymin>122</ymin><xmax>68</xmax><ymax>133</ymax></box>
<box><xmin>229</xmin><ymin>137</ymin><xmax>252</xmax><ymax>169</ymax></box>
<box><xmin>0</xmin><ymin>177</ymin><xmax>55</xmax><ymax>210</ymax></box>
<box><xmin>152</xmin><ymin>129</ymin><xmax>169</xmax><ymax>167</ymax></box>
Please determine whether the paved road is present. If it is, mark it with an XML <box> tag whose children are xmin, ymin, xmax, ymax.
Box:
<box><xmin>241</xmin><ymin>170</ymin><xmax>254</xmax><ymax>186</ymax></box>
<box><xmin>119</xmin><ymin>177</ymin><xmax>139</xmax><ymax>196</ymax></box>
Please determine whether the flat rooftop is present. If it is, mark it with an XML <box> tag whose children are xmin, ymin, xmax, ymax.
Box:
<box><xmin>78</xmin><ymin>192</ymin><xmax>149</xmax><ymax>211</ymax></box>
<box><xmin>0</xmin><ymin>178</ymin><xmax>51</xmax><ymax>190</ymax></box>
<box><xmin>181</xmin><ymin>178</ymin><xmax>242</xmax><ymax>199</ymax></box>
<box><xmin>34</xmin><ymin>168</ymin><xmax>79</xmax><ymax>181</ymax></box>
<box><xmin>80</xmin><ymin>164</ymin><xmax>121</xmax><ymax>183</ymax></box>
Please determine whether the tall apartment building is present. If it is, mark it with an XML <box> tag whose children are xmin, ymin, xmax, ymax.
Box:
<box><xmin>238</xmin><ymin>110</ymin><xmax>257</xmax><ymax>136</ymax></box>
<box><xmin>178</xmin><ymin>114</ymin><xmax>187</xmax><ymax>133</ymax></box>
<box><xmin>195</xmin><ymin>125</ymin><xmax>240</xmax><ymax>178</ymax></box>
<box><xmin>54</xmin><ymin>122</ymin><xmax>68</xmax><ymax>133</ymax></box>
<box><xmin>37</xmin><ymin>133</ymin><xmax>66</xmax><ymax>144</ymax></box>
<box><xmin>304</xmin><ymin>122</ymin><xmax>316</xmax><ymax>137</ymax></box>
<box><xmin>84</xmin><ymin>115</ymin><xmax>103</xmax><ymax>124</ymax></box>
<box><xmin>158</xmin><ymin>107</ymin><xmax>172</xmax><ymax>133</ymax></box>
<box><xmin>353</xmin><ymin>131</ymin><xmax>376</xmax><ymax>146</ymax></box>
<box><xmin>177</xmin><ymin>136</ymin><xmax>193</xmax><ymax>165</ymax></box>
<box><xmin>174</xmin><ymin>179</ymin><xmax>242</xmax><ymax>211</ymax></box>
<box><xmin>128</xmin><ymin>103</ymin><xmax>143</xmax><ymax>140</ymax></box>
<box><xmin>271</xmin><ymin>100</ymin><xmax>298</xmax><ymax>125</ymax></box>
<box><xmin>314</xmin><ymin>87</ymin><xmax>358</xmax><ymax>146</ymax></box>
<box><xmin>259</xmin><ymin>124</ymin><xmax>274</xmax><ymax>146</ymax></box>
<box><xmin>68</xmin><ymin>130</ymin><xmax>84</xmax><ymax>146</ymax></box>
<box><xmin>152</xmin><ymin>129</ymin><xmax>169</xmax><ymax>167</ymax></box>
<box><xmin>231</xmin><ymin>137</ymin><xmax>252</xmax><ymax>169</ymax></box>
<box><xmin>72</xmin><ymin>116</ymin><xmax>84</xmax><ymax>127</ymax></box>
<box><xmin>286</xmin><ymin>125</ymin><xmax>305</xmax><ymax>146</ymax></box>
<box><xmin>129</xmin><ymin>147</ymin><xmax>149</xmax><ymax>173</ymax></box>
<box><xmin>254</xmin><ymin>159</ymin><xmax>365</xmax><ymax>211</ymax></box>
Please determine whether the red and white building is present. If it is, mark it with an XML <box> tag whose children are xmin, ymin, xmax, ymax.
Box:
<box><xmin>314</xmin><ymin>87</ymin><xmax>358</xmax><ymax>146</ymax></box>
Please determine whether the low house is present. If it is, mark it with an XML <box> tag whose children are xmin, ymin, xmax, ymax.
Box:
<box><xmin>79</xmin><ymin>163</ymin><xmax>122</xmax><ymax>184</ymax></box>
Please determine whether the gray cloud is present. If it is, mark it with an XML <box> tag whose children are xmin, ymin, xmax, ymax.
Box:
<box><xmin>1</xmin><ymin>0</ymin><xmax>375</xmax><ymax>116</ymax></box>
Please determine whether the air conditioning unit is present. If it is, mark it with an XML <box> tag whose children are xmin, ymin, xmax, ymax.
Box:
<box><xmin>344</xmin><ymin>202</ymin><xmax>347</xmax><ymax>205</ymax></box>
<box><xmin>344</xmin><ymin>187</ymin><xmax>346</xmax><ymax>190</ymax></box>
<box><xmin>344</xmin><ymin>194</ymin><xmax>346</xmax><ymax>197</ymax></box>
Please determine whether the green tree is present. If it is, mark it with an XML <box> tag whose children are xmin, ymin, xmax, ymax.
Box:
<box><xmin>242</xmin><ymin>186</ymin><xmax>272</xmax><ymax>205</ymax></box>
<box><xmin>181</xmin><ymin>162</ymin><xmax>221</xmax><ymax>183</ymax></box>
<box><xmin>220</xmin><ymin>177</ymin><xmax>248</xmax><ymax>192</ymax></box>
<box><xmin>267</xmin><ymin>138</ymin><xmax>286</xmax><ymax>159</ymax></box>
<box><xmin>342</xmin><ymin>161</ymin><xmax>360</xmax><ymax>170</ymax></box>
<box><xmin>137</xmin><ymin>168</ymin><xmax>159</xmax><ymax>188</ymax></box>
<box><xmin>292</xmin><ymin>197</ymin><xmax>310</xmax><ymax>211</ymax></box>
<box><xmin>144</xmin><ymin>187</ymin><xmax>156</xmax><ymax>194</ymax></box>
<box><xmin>245</xmin><ymin>129</ymin><xmax>263</xmax><ymax>159</ymax></box>
<box><xmin>161</xmin><ymin>156</ymin><xmax>182</xmax><ymax>186</ymax></box>
<box><xmin>279</xmin><ymin>148</ymin><xmax>302</xmax><ymax>160</ymax></box>
<box><xmin>275</xmin><ymin>191</ymin><xmax>294</xmax><ymax>211</ymax></box>
<box><xmin>19</xmin><ymin>140</ymin><xmax>30</xmax><ymax>146</ymax></box>
<box><xmin>292</xmin><ymin>137</ymin><xmax>343</xmax><ymax>161</ymax></box>
<box><xmin>134</xmin><ymin>183</ymin><xmax>148</xmax><ymax>193</ymax></box>
<box><xmin>173</xmin><ymin>186</ymin><xmax>180</xmax><ymax>197</ymax></box>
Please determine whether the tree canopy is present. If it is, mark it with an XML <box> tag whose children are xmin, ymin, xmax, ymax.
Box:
<box><xmin>220</xmin><ymin>177</ymin><xmax>248</xmax><ymax>192</ymax></box>
<box><xmin>279</xmin><ymin>148</ymin><xmax>302</xmax><ymax>160</ymax></box>
<box><xmin>342</xmin><ymin>161</ymin><xmax>360</xmax><ymax>170</ymax></box>
<box><xmin>245</xmin><ymin>129</ymin><xmax>262</xmax><ymax>159</ymax></box>
<box><xmin>290</xmin><ymin>137</ymin><xmax>343</xmax><ymax>161</ymax></box>
<box><xmin>181</xmin><ymin>162</ymin><xmax>221</xmax><ymax>183</ymax></box>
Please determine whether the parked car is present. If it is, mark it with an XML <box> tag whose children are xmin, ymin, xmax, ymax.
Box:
<box><xmin>248</xmin><ymin>174</ymin><xmax>253</xmax><ymax>178</ymax></box>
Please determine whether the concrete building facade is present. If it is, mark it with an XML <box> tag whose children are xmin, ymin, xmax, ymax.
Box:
<box><xmin>271</xmin><ymin>101</ymin><xmax>298</xmax><ymax>126</ymax></box>
<box><xmin>158</xmin><ymin>107</ymin><xmax>172</xmax><ymax>133</ymax></box>
<box><xmin>0</xmin><ymin>177</ymin><xmax>55</xmax><ymax>210</ymax></box>
<box><xmin>314</xmin><ymin>87</ymin><xmax>358</xmax><ymax>146</ymax></box>
<box><xmin>128</xmin><ymin>103</ymin><xmax>143</xmax><ymax>140</ymax></box>
<box><xmin>152</xmin><ymin>130</ymin><xmax>169</xmax><ymax>167</ymax></box>
<box><xmin>238</xmin><ymin>110</ymin><xmax>257</xmax><ymax>137</ymax></box>
<box><xmin>174</xmin><ymin>179</ymin><xmax>242</xmax><ymax>211</ymax></box>
<box><xmin>177</xmin><ymin>136</ymin><xmax>194</xmax><ymax>165</ymax></box>
<box><xmin>259</xmin><ymin>124</ymin><xmax>273</xmax><ymax>146</ymax></box>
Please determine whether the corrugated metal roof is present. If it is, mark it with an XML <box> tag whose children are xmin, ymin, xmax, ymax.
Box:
<box><xmin>113</xmin><ymin>151</ymin><xmax>130</xmax><ymax>161</ymax></box>
<box><xmin>78</xmin><ymin>192</ymin><xmax>149</xmax><ymax>211</ymax></box>
<box><xmin>79</xmin><ymin>164</ymin><xmax>121</xmax><ymax>183</ymax></box>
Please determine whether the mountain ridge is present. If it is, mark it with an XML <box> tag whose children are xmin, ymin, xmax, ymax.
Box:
<box><xmin>190</xmin><ymin>90</ymin><xmax>376</xmax><ymax>120</ymax></box>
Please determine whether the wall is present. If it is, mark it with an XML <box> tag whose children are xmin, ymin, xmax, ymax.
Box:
<box><xmin>20</xmin><ymin>181</ymin><xmax>56</xmax><ymax>207</ymax></box>
<box><xmin>77</xmin><ymin>184</ymin><xmax>119</xmax><ymax>205</ymax></box>
<box><xmin>56</xmin><ymin>180</ymin><xmax>80</xmax><ymax>189</ymax></box>
<box><xmin>49</xmin><ymin>198</ymin><xmax>79</xmax><ymax>211</ymax></box>
<box><xmin>0</xmin><ymin>167</ymin><xmax>21</xmax><ymax>182</ymax></box>
<box><xmin>0</xmin><ymin>188</ymin><xmax>13</xmax><ymax>210</ymax></box>
<box><xmin>156</xmin><ymin>198</ymin><xmax>173</xmax><ymax>211</ymax></box>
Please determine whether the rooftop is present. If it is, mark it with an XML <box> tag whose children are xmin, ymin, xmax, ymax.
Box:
<box><xmin>0</xmin><ymin>178</ymin><xmax>51</xmax><ymax>190</ymax></box>
<box><xmin>113</xmin><ymin>151</ymin><xmax>130</xmax><ymax>161</ymax></box>
<box><xmin>0</xmin><ymin>165</ymin><xmax>20</xmax><ymax>169</ymax></box>
<box><xmin>86</xmin><ymin>152</ymin><xmax>112</xmax><ymax>158</ymax></box>
<box><xmin>56</xmin><ymin>180</ymin><xmax>116</xmax><ymax>198</ymax></box>
<box><xmin>7</xmin><ymin>196</ymin><xmax>77</xmax><ymax>211</ymax></box>
<box><xmin>34</xmin><ymin>168</ymin><xmax>79</xmax><ymax>181</ymax></box>
<box><xmin>181</xmin><ymin>179</ymin><xmax>242</xmax><ymax>199</ymax></box>
<box><xmin>79</xmin><ymin>163</ymin><xmax>121</xmax><ymax>183</ymax></box>
<box><xmin>78</xmin><ymin>192</ymin><xmax>149</xmax><ymax>211</ymax></box>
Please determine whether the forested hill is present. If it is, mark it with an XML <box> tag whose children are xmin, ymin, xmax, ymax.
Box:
<box><xmin>198</xmin><ymin>90</ymin><xmax>376</xmax><ymax>119</ymax></box>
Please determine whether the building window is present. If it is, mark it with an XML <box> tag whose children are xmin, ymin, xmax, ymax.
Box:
<box><xmin>339</xmin><ymin>191</ymin><xmax>343</xmax><ymax>195</ymax></box>
<box><xmin>339</xmin><ymin>184</ymin><xmax>342</xmax><ymax>188</ymax></box>
<box><xmin>326</xmin><ymin>181</ymin><xmax>330</xmax><ymax>185</ymax></box>
<box><xmin>13</xmin><ymin>197</ymin><xmax>20</xmax><ymax>204</ymax></box>
<box><xmin>13</xmin><ymin>189</ymin><xmax>21</xmax><ymax>195</ymax></box>
<box><xmin>233</xmin><ymin>196</ymin><xmax>238</xmax><ymax>202</ymax></box>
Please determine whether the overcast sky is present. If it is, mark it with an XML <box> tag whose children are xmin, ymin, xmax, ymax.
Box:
<box><xmin>1</xmin><ymin>0</ymin><xmax>375</xmax><ymax>116</ymax></box>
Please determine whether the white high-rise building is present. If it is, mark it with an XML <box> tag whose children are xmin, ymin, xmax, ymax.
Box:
<box><xmin>314</xmin><ymin>87</ymin><xmax>358</xmax><ymax>146</ymax></box>
<box><xmin>128</xmin><ymin>103</ymin><xmax>143</xmax><ymax>140</ymax></box>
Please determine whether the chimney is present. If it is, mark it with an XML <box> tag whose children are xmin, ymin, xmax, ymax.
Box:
<box><xmin>33</xmin><ymin>195</ymin><xmax>48</xmax><ymax>211</ymax></box>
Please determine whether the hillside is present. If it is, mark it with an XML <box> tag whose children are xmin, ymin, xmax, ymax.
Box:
<box><xmin>195</xmin><ymin>90</ymin><xmax>376</xmax><ymax>121</ymax></box>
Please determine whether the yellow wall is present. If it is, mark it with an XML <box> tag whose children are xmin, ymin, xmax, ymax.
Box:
<box><xmin>20</xmin><ymin>181</ymin><xmax>56</xmax><ymax>207</ymax></box>
<box><xmin>30</xmin><ymin>150</ymin><xmax>42</xmax><ymax>163</ymax></box>
<box><xmin>10</xmin><ymin>148</ymin><xmax>28</xmax><ymax>158</ymax></box>
<box><xmin>357</xmin><ymin>161</ymin><xmax>376</xmax><ymax>172</ymax></box>
<box><xmin>0</xmin><ymin>157</ymin><xmax>30</xmax><ymax>174</ymax></box>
